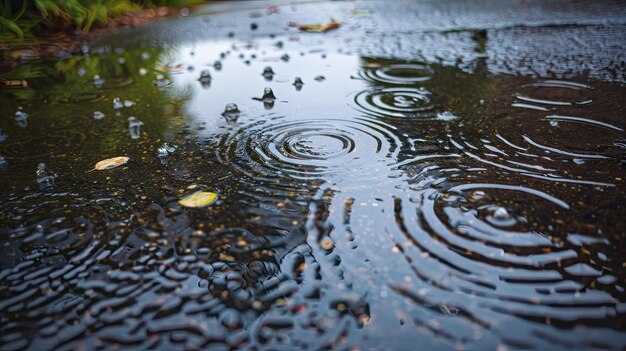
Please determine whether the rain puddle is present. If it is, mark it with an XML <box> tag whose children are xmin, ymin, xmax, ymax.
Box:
<box><xmin>1</xmin><ymin>2</ymin><xmax>625</xmax><ymax>350</ymax></box>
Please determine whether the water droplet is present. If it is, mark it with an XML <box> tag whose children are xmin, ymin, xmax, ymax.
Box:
<box><xmin>36</xmin><ymin>162</ymin><xmax>56</xmax><ymax>186</ymax></box>
<box><xmin>493</xmin><ymin>207</ymin><xmax>509</xmax><ymax>220</ymax></box>
<box><xmin>93</xmin><ymin>75</ymin><xmax>105</xmax><ymax>88</ymax></box>
<box><xmin>15</xmin><ymin>107</ymin><xmax>28</xmax><ymax>127</ymax></box>
<box><xmin>93</xmin><ymin>111</ymin><xmax>105</xmax><ymax>120</ymax></box>
<box><xmin>128</xmin><ymin>117</ymin><xmax>144</xmax><ymax>140</ymax></box>
<box><xmin>113</xmin><ymin>98</ymin><xmax>124</xmax><ymax>110</ymax></box>
<box><xmin>198</xmin><ymin>70</ymin><xmax>211</xmax><ymax>83</ymax></box>
<box><xmin>157</xmin><ymin>143</ymin><xmax>177</xmax><ymax>157</ymax></box>
<box><xmin>222</xmin><ymin>103</ymin><xmax>241</xmax><ymax>123</ymax></box>
<box><xmin>262</xmin><ymin>66</ymin><xmax>275</xmax><ymax>80</ymax></box>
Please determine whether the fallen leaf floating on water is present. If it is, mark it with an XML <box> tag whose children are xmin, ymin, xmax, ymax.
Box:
<box><xmin>178</xmin><ymin>191</ymin><xmax>218</xmax><ymax>208</ymax></box>
<box><xmin>296</xmin><ymin>19</ymin><xmax>340</xmax><ymax>33</ymax></box>
<box><xmin>86</xmin><ymin>157</ymin><xmax>129</xmax><ymax>173</ymax></box>
<box><xmin>1</xmin><ymin>79</ymin><xmax>28</xmax><ymax>89</ymax></box>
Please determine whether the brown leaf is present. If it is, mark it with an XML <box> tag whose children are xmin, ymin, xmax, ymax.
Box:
<box><xmin>297</xmin><ymin>19</ymin><xmax>340</xmax><ymax>33</ymax></box>
<box><xmin>88</xmin><ymin>156</ymin><xmax>130</xmax><ymax>172</ymax></box>
<box><xmin>1</xmin><ymin>79</ymin><xmax>28</xmax><ymax>89</ymax></box>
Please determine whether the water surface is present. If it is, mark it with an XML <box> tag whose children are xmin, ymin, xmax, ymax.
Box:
<box><xmin>1</xmin><ymin>1</ymin><xmax>625</xmax><ymax>350</ymax></box>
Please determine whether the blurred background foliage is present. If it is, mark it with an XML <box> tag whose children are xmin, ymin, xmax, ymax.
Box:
<box><xmin>0</xmin><ymin>0</ymin><xmax>206</xmax><ymax>40</ymax></box>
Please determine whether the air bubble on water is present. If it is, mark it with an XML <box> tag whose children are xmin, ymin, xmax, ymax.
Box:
<box><xmin>128</xmin><ymin>117</ymin><xmax>144</xmax><ymax>140</ymax></box>
<box><xmin>15</xmin><ymin>107</ymin><xmax>28</xmax><ymax>127</ymax></box>
<box><xmin>93</xmin><ymin>111</ymin><xmax>105</xmax><ymax>120</ymax></box>
<box><xmin>113</xmin><ymin>97</ymin><xmax>124</xmax><ymax>110</ymax></box>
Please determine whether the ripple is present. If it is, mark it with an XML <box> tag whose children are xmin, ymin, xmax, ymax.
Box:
<box><xmin>357</xmin><ymin>62</ymin><xmax>434</xmax><ymax>84</ymax></box>
<box><xmin>351</xmin><ymin>87</ymin><xmax>436</xmax><ymax>118</ymax></box>
<box><xmin>515</xmin><ymin>80</ymin><xmax>594</xmax><ymax>107</ymax></box>
<box><xmin>388</xmin><ymin>184</ymin><xmax>621</xmax><ymax>331</ymax></box>
<box><xmin>216</xmin><ymin>116</ymin><xmax>402</xmax><ymax>186</ymax></box>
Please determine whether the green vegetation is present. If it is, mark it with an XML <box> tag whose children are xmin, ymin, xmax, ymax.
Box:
<box><xmin>0</xmin><ymin>0</ymin><xmax>205</xmax><ymax>40</ymax></box>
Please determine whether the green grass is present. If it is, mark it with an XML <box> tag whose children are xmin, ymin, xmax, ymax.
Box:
<box><xmin>0</xmin><ymin>0</ymin><xmax>206</xmax><ymax>41</ymax></box>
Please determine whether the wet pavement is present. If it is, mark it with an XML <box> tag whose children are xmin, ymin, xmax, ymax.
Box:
<box><xmin>1</xmin><ymin>1</ymin><xmax>625</xmax><ymax>350</ymax></box>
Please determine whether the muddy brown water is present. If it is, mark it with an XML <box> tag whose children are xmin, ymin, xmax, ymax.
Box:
<box><xmin>1</xmin><ymin>2</ymin><xmax>625</xmax><ymax>350</ymax></box>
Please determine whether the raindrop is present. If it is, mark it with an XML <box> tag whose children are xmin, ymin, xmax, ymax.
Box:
<box><xmin>198</xmin><ymin>70</ymin><xmax>211</xmax><ymax>87</ymax></box>
<box><xmin>15</xmin><ymin>107</ymin><xmax>28</xmax><ymax>127</ymax></box>
<box><xmin>93</xmin><ymin>111</ymin><xmax>105</xmax><ymax>120</ymax></box>
<box><xmin>222</xmin><ymin>103</ymin><xmax>241</xmax><ymax>123</ymax></box>
<box><xmin>493</xmin><ymin>207</ymin><xmax>509</xmax><ymax>221</ymax></box>
<box><xmin>36</xmin><ymin>162</ymin><xmax>56</xmax><ymax>187</ymax></box>
<box><xmin>157</xmin><ymin>143</ymin><xmax>177</xmax><ymax>157</ymax></box>
<box><xmin>262</xmin><ymin>66</ymin><xmax>275</xmax><ymax>81</ymax></box>
<box><xmin>293</xmin><ymin>77</ymin><xmax>304</xmax><ymax>91</ymax></box>
<box><xmin>113</xmin><ymin>98</ymin><xmax>124</xmax><ymax>110</ymax></box>
<box><xmin>128</xmin><ymin>117</ymin><xmax>144</xmax><ymax>140</ymax></box>
<box><xmin>261</xmin><ymin>87</ymin><xmax>276</xmax><ymax>101</ymax></box>
<box><xmin>93</xmin><ymin>74</ymin><xmax>104</xmax><ymax>88</ymax></box>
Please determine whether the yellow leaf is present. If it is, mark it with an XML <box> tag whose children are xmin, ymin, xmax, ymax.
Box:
<box><xmin>178</xmin><ymin>191</ymin><xmax>218</xmax><ymax>208</ymax></box>
<box><xmin>297</xmin><ymin>19</ymin><xmax>340</xmax><ymax>33</ymax></box>
<box><xmin>88</xmin><ymin>156</ymin><xmax>129</xmax><ymax>172</ymax></box>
